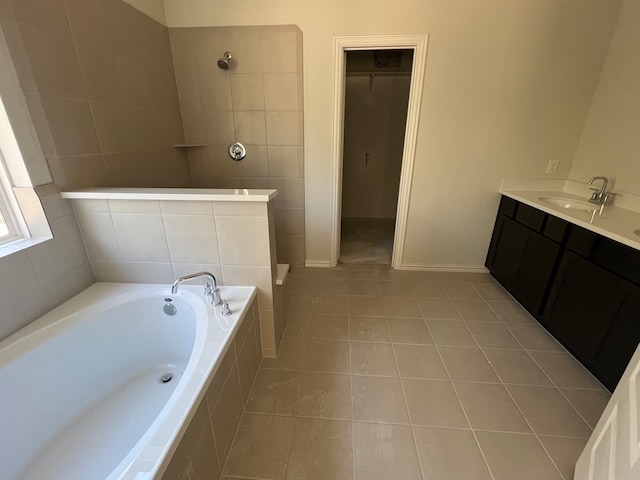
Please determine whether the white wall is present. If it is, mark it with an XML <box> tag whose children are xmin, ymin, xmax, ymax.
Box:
<box><xmin>569</xmin><ymin>0</ymin><xmax>640</xmax><ymax>196</ymax></box>
<box><xmin>164</xmin><ymin>0</ymin><xmax>622</xmax><ymax>268</ymax></box>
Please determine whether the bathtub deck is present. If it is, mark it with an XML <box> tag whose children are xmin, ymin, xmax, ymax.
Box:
<box><xmin>21</xmin><ymin>367</ymin><xmax>178</xmax><ymax>480</ymax></box>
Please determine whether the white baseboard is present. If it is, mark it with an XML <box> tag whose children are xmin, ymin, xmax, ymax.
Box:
<box><xmin>399</xmin><ymin>264</ymin><xmax>489</xmax><ymax>273</ymax></box>
<box><xmin>305</xmin><ymin>259</ymin><xmax>332</xmax><ymax>268</ymax></box>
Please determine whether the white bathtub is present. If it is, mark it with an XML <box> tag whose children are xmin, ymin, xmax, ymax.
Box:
<box><xmin>0</xmin><ymin>282</ymin><xmax>256</xmax><ymax>480</ymax></box>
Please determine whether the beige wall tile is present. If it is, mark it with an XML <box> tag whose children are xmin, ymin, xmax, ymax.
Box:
<box><xmin>216</xmin><ymin>216</ymin><xmax>271</xmax><ymax>266</ymax></box>
<box><xmin>91</xmin><ymin>102</ymin><xmax>151</xmax><ymax>151</ymax></box>
<box><xmin>236</xmin><ymin>145</ymin><xmax>268</xmax><ymax>177</ymax></box>
<box><xmin>75</xmin><ymin>44</ymin><xmax>123</xmax><ymax>103</ymax></box>
<box><xmin>274</xmin><ymin>208</ymin><xmax>304</xmax><ymax>236</ymax></box>
<box><xmin>209</xmin><ymin>366</ymin><xmax>243</xmax><ymax>465</ymax></box>
<box><xmin>187</xmin><ymin>148</ymin><xmax>209</xmax><ymax>177</ymax></box>
<box><xmin>58</xmin><ymin>154</ymin><xmax>106</xmax><ymax>190</ymax></box>
<box><xmin>164</xmin><ymin>214</ymin><xmax>220</xmax><ymax>264</ymax></box>
<box><xmin>75</xmin><ymin>212</ymin><xmax>120</xmax><ymax>261</ymax></box>
<box><xmin>11</xmin><ymin>0</ymin><xmax>70</xmax><ymax>37</ymax></box>
<box><xmin>197</xmin><ymin>62</ymin><xmax>232</xmax><ymax>110</ymax></box>
<box><xmin>171</xmin><ymin>264</ymin><xmax>223</xmax><ymax>285</ymax></box>
<box><xmin>234</xmin><ymin>111</ymin><xmax>266</xmax><ymax>145</ymax></box>
<box><xmin>231</xmin><ymin>74</ymin><xmax>264</xmax><ymax>110</ymax></box>
<box><xmin>203</xmin><ymin>110</ymin><xmax>235</xmax><ymax>144</ymax></box>
<box><xmin>108</xmin><ymin>200</ymin><xmax>160</xmax><ymax>214</ymax></box>
<box><xmin>64</xmin><ymin>0</ymin><xmax>114</xmax><ymax>50</ymax></box>
<box><xmin>259</xmin><ymin>309</ymin><xmax>276</xmax><ymax>353</ymax></box>
<box><xmin>236</xmin><ymin>324</ymin><xmax>260</xmax><ymax>404</ymax></box>
<box><xmin>181</xmin><ymin>110</ymin><xmax>205</xmax><ymax>144</ymax></box>
<box><xmin>91</xmin><ymin>260</ymin><xmax>174</xmax><ymax>283</ymax></box>
<box><xmin>213</xmin><ymin>201</ymin><xmax>267</xmax><ymax>217</ymax></box>
<box><xmin>261</xmin><ymin>30</ymin><xmax>298</xmax><ymax>73</ymax></box>
<box><xmin>192</xmin><ymin>27</ymin><xmax>228</xmax><ymax>67</ymax></box>
<box><xmin>266</xmin><ymin>111</ymin><xmax>298</xmax><ymax>145</ymax></box>
<box><xmin>116</xmin><ymin>55</ymin><xmax>155</xmax><ymax>107</ymax></box>
<box><xmin>111</xmin><ymin>213</ymin><xmax>170</xmax><ymax>262</ymax></box>
<box><xmin>276</xmin><ymin>235</ymin><xmax>305</xmax><ymax>266</ymax></box>
<box><xmin>19</xmin><ymin>25</ymin><xmax>85</xmax><ymax>99</ymax></box>
<box><xmin>172</xmin><ymin>53</ymin><xmax>201</xmax><ymax>111</ymax></box>
<box><xmin>27</xmin><ymin>215</ymin><xmax>87</xmax><ymax>283</ymax></box>
<box><xmin>226</xmin><ymin>28</ymin><xmax>262</xmax><ymax>73</ymax></box>
<box><xmin>264</xmin><ymin>73</ymin><xmax>298</xmax><ymax>110</ymax></box>
<box><xmin>270</xmin><ymin>178</ymin><xmax>304</xmax><ymax>207</ymax></box>
<box><xmin>207</xmin><ymin>144</ymin><xmax>239</xmax><ymax>177</ymax></box>
<box><xmin>23</xmin><ymin>95</ymin><xmax>56</xmax><ymax>158</ymax></box>
<box><xmin>41</xmin><ymin>97</ymin><xmax>100</xmax><ymax>156</ymax></box>
<box><xmin>160</xmin><ymin>200</ymin><xmax>213</xmax><ymax>215</ymax></box>
<box><xmin>222</xmin><ymin>265</ymin><xmax>273</xmax><ymax>308</ymax></box>
<box><xmin>0</xmin><ymin>250</ymin><xmax>39</xmax><ymax>305</ymax></box>
<box><xmin>267</xmin><ymin>145</ymin><xmax>301</xmax><ymax>177</ymax></box>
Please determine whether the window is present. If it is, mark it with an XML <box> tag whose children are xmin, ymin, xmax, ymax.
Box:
<box><xmin>0</xmin><ymin>24</ymin><xmax>53</xmax><ymax>257</ymax></box>
<box><xmin>0</xmin><ymin>149</ymin><xmax>25</xmax><ymax>246</ymax></box>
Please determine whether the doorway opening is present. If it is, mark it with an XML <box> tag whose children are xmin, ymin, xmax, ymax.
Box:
<box><xmin>330</xmin><ymin>34</ymin><xmax>429</xmax><ymax>269</ymax></box>
<box><xmin>339</xmin><ymin>49</ymin><xmax>412</xmax><ymax>265</ymax></box>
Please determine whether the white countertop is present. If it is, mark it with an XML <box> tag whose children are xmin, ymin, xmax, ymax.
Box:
<box><xmin>61</xmin><ymin>187</ymin><xmax>278</xmax><ymax>202</ymax></box>
<box><xmin>500</xmin><ymin>180</ymin><xmax>640</xmax><ymax>251</ymax></box>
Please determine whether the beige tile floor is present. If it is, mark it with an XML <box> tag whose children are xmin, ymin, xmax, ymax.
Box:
<box><xmin>221</xmin><ymin>266</ymin><xmax>611</xmax><ymax>480</ymax></box>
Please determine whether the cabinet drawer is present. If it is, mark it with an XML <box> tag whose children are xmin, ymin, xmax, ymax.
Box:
<box><xmin>515</xmin><ymin>203</ymin><xmax>545</xmax><ymax>232</ymax></box>
<box><xmin>497</xmin><ymin>196</ymin><xmax>517</xmax><ymax>218</ymax></box>
<box><xmin>543</xmin><ymin>215</ymin><xmax>568</xmax><ymax>243</ymax></box>
<box><xmin>566</xmin><ymin>226</ymin><xmax>597</xmax><ymax>257</ymax></box>
<box><xmin>593</xmin><ymin>238</ymin><xmax>640</xmax><ymax>285</ymax></box>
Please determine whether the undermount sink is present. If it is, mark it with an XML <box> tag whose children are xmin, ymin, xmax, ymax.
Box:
<box><xmin>537</xmin><ymin>196</ymin><xmax>597</xmax><ymax>213</ymax></box>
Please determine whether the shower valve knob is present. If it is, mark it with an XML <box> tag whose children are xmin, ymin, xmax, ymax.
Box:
<box><xmin>228</xmin><ymin>142</ymin><xmax>246</xmax><ymax>161</ymax></box>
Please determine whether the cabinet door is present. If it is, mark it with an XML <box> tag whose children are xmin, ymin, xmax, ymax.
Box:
<box><xmin>486</xmin><ymin>216</ymin><xmax>528</xmax><ymax>288</ymax></box>
<box><xmin>543</xmin><ymin>251</ymin><xmax>618</xmax><ymax>362</ymax></box>
<box><xmin>594</xmin><ymin>281</ymin><xmax>640</xmax><ymax>390</ymax></box>
<box><xmin>513</xmin><ymin>233</ymin><xmax>560</xmax><ymax>316</ymax></box>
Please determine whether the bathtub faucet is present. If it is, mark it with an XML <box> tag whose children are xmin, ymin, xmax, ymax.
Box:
<box><xmin>171</xmin><ymin>272</ymin><xmax>223</xmax><ymax>306</ymax></box>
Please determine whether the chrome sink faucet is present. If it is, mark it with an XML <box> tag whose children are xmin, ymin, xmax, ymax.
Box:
<box><xmin>588</xmin><ymin>176</ymin><xmax>609</xmax><ymax>205</ymax></box>
<box><xmin>171</xmin><ymin>271</ymin><xmax>223</xmax><ymax>306</ymax></box>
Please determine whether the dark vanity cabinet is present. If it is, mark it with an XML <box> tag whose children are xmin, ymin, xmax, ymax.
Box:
<box><xmin>486</xmin><ymin>196</ymin><xmax>640</xmax><ymax>391</ymax></box>
<box><xmin>486</xmin><ymin>197</ymin><xmax>564</xmax><ymax>316</ymax></box>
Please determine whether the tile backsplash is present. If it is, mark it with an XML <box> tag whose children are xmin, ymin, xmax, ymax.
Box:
<box><xmin>169</xmin><ymin>25</ymin><xmax>305</xmax><ymax>266</ymax></box>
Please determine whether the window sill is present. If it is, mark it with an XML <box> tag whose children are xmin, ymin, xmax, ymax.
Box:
<box><xmin>0</xmin><ymin>235</ymin><xmax>51</xmax><ymax>259</ymax></box>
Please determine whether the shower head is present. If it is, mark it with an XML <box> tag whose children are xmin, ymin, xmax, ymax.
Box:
<box><xmin>217</xmin><ymin>51</ymin><xmax>232</xmax><ymax>70</ymax></box>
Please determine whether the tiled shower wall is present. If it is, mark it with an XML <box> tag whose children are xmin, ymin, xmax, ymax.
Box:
<box><xmin>0</xmin><ymin>0</ymin><xmax>187</xmax><ymax>340</ymax></box>
<box><xmin>169</xmin><ymin>25</ymin><xmax>305</xmax><ymax>266</ymax></box>
<box><xmin>0</xmin><ymin>0</ymin><xmax>188</xmax><ymax>190</ymax></box>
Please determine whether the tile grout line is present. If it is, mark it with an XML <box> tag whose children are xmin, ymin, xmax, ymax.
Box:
<box><xmin>474</xmin><ymin>312</ymin><xmax>574</xmax><ymax>480</ymax></box>
<box><xmin>422</xmin><ymin>316</ymin><xmax>498</xmax><ymax>480</ymax></box>
<box><xmin>347</xmin><ymin>294</ymin><xmax>357</xmax><ymax>480</ymax></box>
<box><xmin>389</xmin><ymin>329</ymin><xmax>427</xmax><ymax>480</ymax></box>
<box><xmin>469</xmin><ymin>281</ymin><xmax>572</xmax><ymax>479</ymax></box>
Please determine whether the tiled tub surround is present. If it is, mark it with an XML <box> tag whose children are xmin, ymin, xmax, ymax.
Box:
<box><xmin>161</xmin><ymin>291</ymin><xmax>262</xmax><ymax>480</ymax></box>
<box><xmin>219</xmin><ymin>266</ymin><xmax>611</xmax><ymax>480</ymax></box>
<box><xmin>169</xmin><ymin>25</ymin><xmax>305</xmax><ymax>266</ymax></box>
<box><xmin>1</xmin><ymin>282</ymin><xmax>260</xmax><ymax>479</ymax></box>
<box><xmin>62</xmin><ymin>188</ymin><xmax>283</xmax><ymax>356</ymax></box>
<box><xmin>0</xmin><ymin>0</ymin><xmax>188</xmax><ymax>190</ymax></box>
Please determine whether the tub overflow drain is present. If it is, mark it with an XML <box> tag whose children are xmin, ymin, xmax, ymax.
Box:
<box><xmin>160</xmin><ymin>372</ymin><xmax>173</xmax><ymax>383</ymax></box>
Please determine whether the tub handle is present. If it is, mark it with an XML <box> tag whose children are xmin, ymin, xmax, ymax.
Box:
<box><xmin>221</xmin><ymin>300</ymin><xmax>232</xmax><ymax>316</ymax></box>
